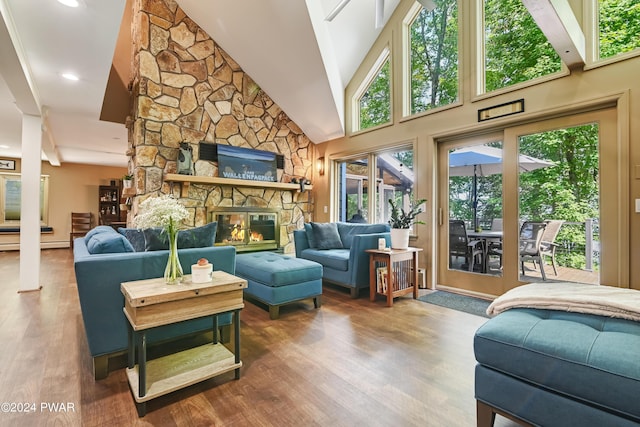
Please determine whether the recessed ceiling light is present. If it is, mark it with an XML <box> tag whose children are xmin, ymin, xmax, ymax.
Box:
<box><xmin>62</xmin><ymin>73</ymin><xmax>79</xmax><ymax>81</ymax></box>
<box><xmin>57</xmin><ymin>0</ymin><xmax>79</xmax><ymax>7</ymax></box>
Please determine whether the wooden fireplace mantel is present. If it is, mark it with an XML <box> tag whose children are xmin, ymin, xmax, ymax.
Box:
<box><xmin>164</xmin><ymin>174</ymin><xmax>313</xmax><ymax>194</ymax></box>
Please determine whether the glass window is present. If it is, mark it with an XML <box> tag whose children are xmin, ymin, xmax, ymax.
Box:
<box><xmin>376</xmin><ymin>149</ymin><xmax>416</xmax><ymax>226</ymax></box>
<box><xmin>598</xmin><ymin>0</ymin><xmax>640</xmax><ymax>60</ymax></box>
<box><xmin>408</xmin><ymin>0</ymin><xmax>459</xmax><ymax>115</ymax></box>
<box><xmin>335</xmin><ymin>147</ymin><xmax>416</xmax><ymax>226</ymax></box>
<box><xmin>357</xmin><ymin>55</ymin><xmax>391</xmax><ymax>131</ymax></box>
<box><xmin>483</xmin><ymin>0</ymin><xmax>562</xmax><ymax>93</ymax></box>
<box><xmin>0</xmin><ymin>173</ymin><xmax>49</xmax><ymax>225</ymax></box>
<box><xmin>337</xmin><ymin>157</ymin><xmax>369</xmax><ymax>222</ymax></box>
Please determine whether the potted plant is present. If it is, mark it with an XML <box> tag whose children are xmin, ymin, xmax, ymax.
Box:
<box><xmin>388</xmin><ymin>197</ymin><xmax>427</xmax><ymax>249</ymax></box>
<box><xmin>122</xmin><ymin>173</ymin><xmax>133</xmax><ymax>188</ymax></box>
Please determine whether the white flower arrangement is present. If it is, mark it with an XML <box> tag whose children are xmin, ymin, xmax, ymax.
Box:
<box><xmin>133</xmin><ymin>195</ymin><xmax>189</xmax><ymax>231</ymax></box>
<box><xmin>133</xmin><ymin>195</ymin><xmax>190</xmax><ymax>284</ymax></box>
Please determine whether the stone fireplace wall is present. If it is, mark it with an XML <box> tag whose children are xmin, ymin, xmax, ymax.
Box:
<box><xmin>127</xmin><ymin>0</ymin><xmax>314</xmax><ymax>253</ymax></box>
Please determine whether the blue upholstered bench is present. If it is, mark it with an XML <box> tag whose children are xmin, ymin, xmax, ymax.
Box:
<box><xmin>235</xmin><ymin>252</ymin><xmax>323</xmax><ymax>319</ymax></box>
<box><xmin>474</xmin><ymin>308</ymin><xmax>640</xmax><ymax>427</ymax></box>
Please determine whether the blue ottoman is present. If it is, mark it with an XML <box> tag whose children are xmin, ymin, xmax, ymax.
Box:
<box><xmin>474</xmin><ymin>308</ymin><xmax>640</xmax><ymax>426</ymax></box>
<box><xmin>235</xmin><ymin>252</ymin><xmax>323</xmax><ymax>319</ymax></box>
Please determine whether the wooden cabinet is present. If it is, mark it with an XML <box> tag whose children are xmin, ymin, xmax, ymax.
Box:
<box><xmin>99</xmin><ymin>184</ymin><xmax>125</xmax><ymax>224</ymax></box>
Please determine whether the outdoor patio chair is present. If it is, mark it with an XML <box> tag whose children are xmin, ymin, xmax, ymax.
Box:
<box><xmin>519</xmin><ymin>221</ymin><xmax>548</xmax><ymax>280</ymax></box>
<box><xmin>540</xmin><ymin>220</ymin><xmax>564</xmax><ymax>275</ymax></box>
<box><xmin>449</xmin><ymin>220</ymin><xmax>485</xmax><ymax>272</ymax></box>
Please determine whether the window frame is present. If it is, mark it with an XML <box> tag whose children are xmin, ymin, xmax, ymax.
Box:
<box><xmin>352</xmin><ymin>46</ymin><xmax>392</xmax><ymax>134</ymax></box>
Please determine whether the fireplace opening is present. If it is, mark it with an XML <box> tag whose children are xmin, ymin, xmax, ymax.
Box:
<box><xmin>210</xmin><ymin>208</ymin><xmax>279</xmax><ymax>252</ymax></box>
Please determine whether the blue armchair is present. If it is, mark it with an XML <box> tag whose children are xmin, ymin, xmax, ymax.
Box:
<box><xmin>294</xmin><ymin>222</ymin><xmax>390</xmax><ymax>297</ymax></box>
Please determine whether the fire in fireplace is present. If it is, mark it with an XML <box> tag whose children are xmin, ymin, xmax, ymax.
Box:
<box><xmin>209</xmin><ymin>208</ymin><xmax>279</xmax><ymax>252</ymax></box>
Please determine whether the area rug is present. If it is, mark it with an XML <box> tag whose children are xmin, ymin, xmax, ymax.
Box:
<box><xmin>418</xmin><ymin>291</ymin><xmax>491</xmax><ymax>318</ymax></box>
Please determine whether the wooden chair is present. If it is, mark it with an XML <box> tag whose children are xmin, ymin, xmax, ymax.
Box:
<box><xmin>70</xmin><ymin>212</ymin><xmax>93</xmax><ymax>249</ymax></box>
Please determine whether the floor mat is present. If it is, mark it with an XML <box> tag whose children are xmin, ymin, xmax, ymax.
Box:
<box><xmin>417</xmin><ymin>291</ymin><xmax>491</xmax><ymax>318</ymax></box>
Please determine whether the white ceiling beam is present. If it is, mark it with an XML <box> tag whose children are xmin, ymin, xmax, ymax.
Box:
<box><xmin>522</xmin><ymin>0</ymin><xmax>585</xmax><ymax>69</ymax></box>
<box><xmin>41</xmin><ymin>108</ymin><xmax>61</xmax><ymax>166</ymax></box>
<box><xmin>0</xmin><ymin>0</ymin><xmax>40</xmax><ymax>115</ymax></box>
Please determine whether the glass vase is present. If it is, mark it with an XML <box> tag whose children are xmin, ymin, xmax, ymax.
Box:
<box><xmin>164</xmin><ymin>226</ymin><xmax>184</xmax><ymax>285</ymax></box>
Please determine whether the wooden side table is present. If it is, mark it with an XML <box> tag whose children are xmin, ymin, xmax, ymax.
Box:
<box><xmin>121</xmin><ymin>271</ymin><xmax>247</xmax><ymax>416</ymax></box>
<box><xmin>366</xmin><ymin>247</ymin><xmax>423</xmax><ymax>307</ymax></box>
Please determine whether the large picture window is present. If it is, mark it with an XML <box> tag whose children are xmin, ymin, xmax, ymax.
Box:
<box><xmin>483</xmin><ymin>0</ymin><xmax>562</xmax><ymax>93</ymax></box>
<box><xmin>0</xmin><ymin>173</ymin><xmax>49</xmax><ymax>226</ymax></box>
<box><xmin>407</xmin><ymin>0</ymin><xmax>459</xmax><ymax>116</ymax></box>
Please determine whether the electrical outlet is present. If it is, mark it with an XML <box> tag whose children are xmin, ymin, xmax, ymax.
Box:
<box><xmin>323</xmin><ymin>205</ymin><xmax>328</xmax><ymax>213</ymax></box>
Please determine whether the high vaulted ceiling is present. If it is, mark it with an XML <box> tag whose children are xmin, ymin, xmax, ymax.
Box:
<box><xmin>0</xmin><ymin>0</ymin><xmax>583</xmax><ymax>168</ymax></box>
<box><xmin>0</xmin><ymin>0</ymin><xmax>402</xmax><ymax>167</ymax></box>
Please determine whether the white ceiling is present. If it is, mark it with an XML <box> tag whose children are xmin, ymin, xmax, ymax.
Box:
<box><xmin>0</xmin><ymin>0</ymin><xmax>402</xmax><ymax>168</ymax></box>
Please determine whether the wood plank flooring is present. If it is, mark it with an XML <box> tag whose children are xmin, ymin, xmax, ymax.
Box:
<box><xmin>0</xmin><ymin>249</ymin><xmax>520</xmax><ymax>426</ymax></box>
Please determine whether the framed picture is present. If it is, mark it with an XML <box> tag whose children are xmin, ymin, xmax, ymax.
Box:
<box><xmin>0</xmin><ymin>159</ymin><xmax>15</xmax><ymax>170</ymax></box>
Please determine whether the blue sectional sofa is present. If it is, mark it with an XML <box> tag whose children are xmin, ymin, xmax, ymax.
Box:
<box><xmin>73</xmin><ymin>226</ymin><xmax>236</xmax><ymax>379</ymax></box>
<box><xmin>294</xmin><ymin>222</ymin><xmax>390</xmax><ymax>297</ymax></box>
<box><xmin>474</xmin><ymin>308</ymin><xmax>640</xmax><ymax>427</ymax></box>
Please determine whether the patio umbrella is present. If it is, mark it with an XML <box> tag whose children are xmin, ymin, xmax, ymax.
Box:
<box><xmin>449</xmin><ymin>145</ymin><xmax>554</xmax><ymax>229</ymax></box>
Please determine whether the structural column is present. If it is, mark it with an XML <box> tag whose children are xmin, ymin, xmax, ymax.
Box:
<box><xmin>19</xmin><ymin>113</ymin><xmax>42</xmax><ymax>292</ymax></box>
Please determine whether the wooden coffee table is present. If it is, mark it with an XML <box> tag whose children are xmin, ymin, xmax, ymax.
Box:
<box><xmin>121</xmin><ymin>271</ymin><xmax>247</xmax><ymax>416</ymax></box>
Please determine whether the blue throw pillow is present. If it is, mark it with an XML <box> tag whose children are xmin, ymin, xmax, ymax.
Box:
<box><xmin>84</xmin><ymin>225</ymin><xmax>116</xmax><ymax>244</ymax></box>
<box><xmin>178</xmin><ymin>222</ymin><xmax>217</xmax><ymax>249</ymax></box>
<box><xmin>304</xmin><ymin>223</ymin><xmax>316</xmax><ymax>248</ymax></box>
<box><xmin>142</xmin><ymin>223</ymin><xmax>218</xmax><ymax>251</ymax></box>
<box><xmin>310</xmin><ymin>222</ymin><xmax>343</xmax><ymax>250</ymax></box>
<box><xmin>86</xmin><ymin>232</ymin><xmax>135</xmax><ymax>254</ymax></box>
<box><xmin>117</xmin><ymin>227</ymin><xmax>146</xmax><ymax>252</ymax></box>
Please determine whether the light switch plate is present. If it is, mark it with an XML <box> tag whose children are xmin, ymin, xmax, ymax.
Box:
<box><xmin>636</xmin><ymin>199</ymin><xmax>640</xmax><ymax>213</ymax></box>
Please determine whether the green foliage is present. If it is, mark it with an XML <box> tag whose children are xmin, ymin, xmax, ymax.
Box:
<box><xmin>359</xmin><ymin>59</ymin><xmax>391</xmax><ymax>130</ymax></box>
<box><xmin>599</xmin><ymin>0</ymin><xmax>640</xmax><ymax>59</ymax></box>
<box><xmin>484</xmin><ymin>0</ymin><xmax>562</xmax><ymax>92</ymax></box>
<box><xmin>388</xmin><ymin>198</ymin><xmax>427</xmax><ymax>229</ymax></box>
<box><xmin>410</xmin><ymin>0</ymin><xmax>459</xmax><ymax>114</ymax></box>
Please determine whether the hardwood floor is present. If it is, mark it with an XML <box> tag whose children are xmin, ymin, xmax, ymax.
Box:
<box><xmin>0</xmin><ymin>249</ymin><xmax>520</xmax><ymax>426</ymax></box>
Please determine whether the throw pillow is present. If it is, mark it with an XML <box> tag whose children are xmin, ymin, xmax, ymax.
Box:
<box><xmin>86</xmin><ymin>232</ymin><xmax>135</xmax><ymax>254</ymax></box>
<box><xmin>84</xmin><ymin>225</ymin><xmax>116</xmax><ymax>244</ymax></box>
<box><xmin>178</xmin><ymin>222</ymin><xmax>218</xmax><ymax>249</ymax></box>
<box><xmin>142</xmin><ymin>223</ymin><xmax>218</xmax><ymax>251</ymax></box>
<box><xmin>142</xmin><ymin>227</ymin><xmax>169</xmax><ymax>251</ymax></box>
<box><xmin>310</xmin><ymin>222</ymin><xmax>343</xmax><ymax>250</ymax></box>
<box><xmin>304</xmin><ymin>223</ymin><xmax>316</xmax><ymax>248</ymax></box>
<box><xmin>117</xmin><ymin>227</ymin><xmax>146</xmax><ymax>252</ymax></box>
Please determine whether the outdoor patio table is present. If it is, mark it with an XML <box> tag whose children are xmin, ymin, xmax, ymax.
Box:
<box><xmin>467</xmin><ymin>230</ymin><xmax>503</xmax><ymax>273</ymax></box>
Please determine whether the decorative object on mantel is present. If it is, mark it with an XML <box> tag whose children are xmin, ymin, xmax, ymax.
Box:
<box><xmin>133</xmin><ymin>195</ymin><xmax>189</xmax><ymax>285</ymax></box>
<box><xmin>388</xmin><ymin>197</ymin><xmax>427</xmax><ymax>249</ymax></box>
<box><xmin>178</xmin><ymin>142</ymin><xmax>194</xmax><ymax>175</ymax></box>
<box><xmin>122</xmin><ymin>174</ymin><xmax>133</xmax><ymax>188</ymax></box>
<box><xmin>290</xmin><ymin>177</ymin><xmax>311</xmax><ymax>192</ymax></box>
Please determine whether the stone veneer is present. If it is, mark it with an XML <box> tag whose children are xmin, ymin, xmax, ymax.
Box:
<box><xmin>127</xmin><ymin>0</ymin><xmax>314</xmax><ymax>253</ymax></box>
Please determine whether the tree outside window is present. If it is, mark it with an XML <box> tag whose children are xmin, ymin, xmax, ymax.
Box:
<box><xmin>598</xmin><ymin>0</ymin><xmax>640</xmax><ymax>60</ymax></box>
<box><xmin>409</xmin><ymin>0</ymin><xmax>459</xmax><ymax>115</ymax></box>
<box><xmin>483</xmin><ymin>0</ymin><xmax>562</xmax><ymax>93</ymax></box>
<box><xmin>358</xmin><ymin>58</ymin><xmax>391</xmax><ymax>130</ymax></box>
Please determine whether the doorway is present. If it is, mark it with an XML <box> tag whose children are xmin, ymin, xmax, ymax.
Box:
<box><xmin>437</xmin><ymin>108</ymin><xmax>621</xmax><ymax>296</ymax></box>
